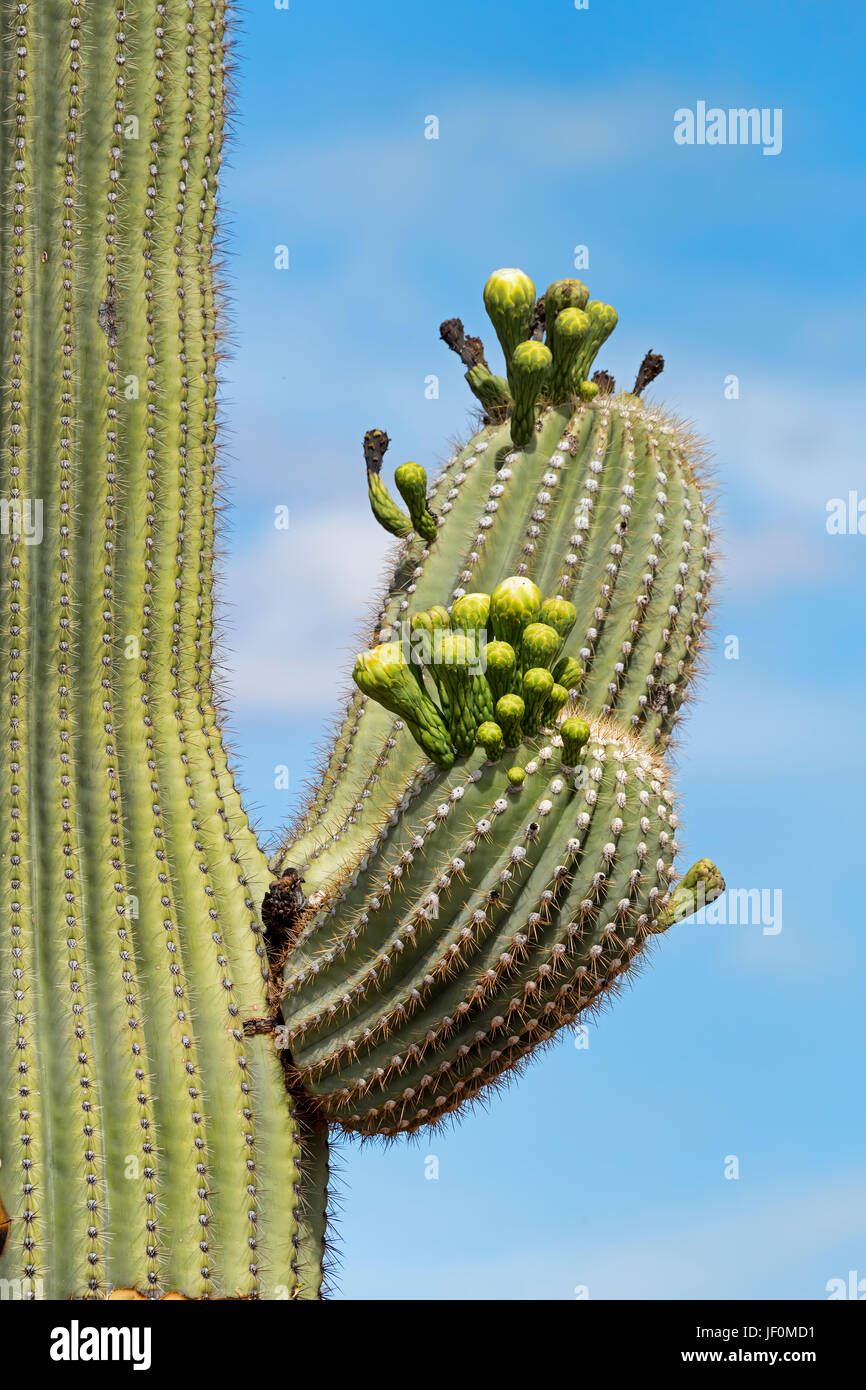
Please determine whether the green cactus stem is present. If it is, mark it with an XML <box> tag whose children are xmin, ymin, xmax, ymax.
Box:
<box><xmin>280</xmin><ymin>718</ymin><xmax>721</xmax><ymax>1136</ymax></box>
<box><xmin>275</xmin><ymin>263</ymin><xmax>724</xmax><ymax>1173</ymax></box>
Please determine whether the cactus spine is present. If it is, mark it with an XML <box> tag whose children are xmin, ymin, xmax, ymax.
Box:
<box><xmin>0</xmin><ymin>1</ymin><xmax>723</xmax><ymax>1301</ymax></box>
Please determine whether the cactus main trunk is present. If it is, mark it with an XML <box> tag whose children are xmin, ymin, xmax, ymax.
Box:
<box><xmin>0</xmin><ymin>0</ymin><xmax>321</xmax><ymax>1300</ymax></box>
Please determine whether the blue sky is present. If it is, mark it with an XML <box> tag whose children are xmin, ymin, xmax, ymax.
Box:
<box><xmin>216</xmin><ymin>0</ymin><xmax>866</xmax><ymax>1298</ymax></box>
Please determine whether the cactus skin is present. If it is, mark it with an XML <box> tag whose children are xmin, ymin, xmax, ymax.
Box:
<box><xmin>0</xmin><ymin>0</ymin><xmax>316</xmax><ymax>1300</ymax></box>
<box><xmin>276</xmin><ymin>265</ymin><xmax>723</xmax><ymax>1150</ymax></box>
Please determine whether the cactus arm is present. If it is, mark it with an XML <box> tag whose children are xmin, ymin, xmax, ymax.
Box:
<box><xmin>275</xmin><ymin>265</ymin><xmax>724</xmax><ymax>1154</ymax></box>
<box><xmin>282</xmin><ymin>722</ymin><xmax>709</xmax><ymax>1135</ymax></box>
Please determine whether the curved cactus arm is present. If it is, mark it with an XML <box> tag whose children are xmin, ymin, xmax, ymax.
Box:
<box><xmin>275</xmin><ymin>265</ymin><xmax>723</xmax><ymax>1166</ymax></box>
<box><xmin>280</xmin><ymin>717</ymin><xmax>718</xmax><ymax>1136</ymax></box>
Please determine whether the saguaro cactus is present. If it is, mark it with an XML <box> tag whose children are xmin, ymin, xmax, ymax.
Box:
<box><xmin>274</xmin><ymin>273</ymin><xmax>724</xmax><ymax>1136</ymax></box>
<box><xmin>0</xmin><ymin>2</ymin><xmax>722</xmax><ymax>1301</ymax></box>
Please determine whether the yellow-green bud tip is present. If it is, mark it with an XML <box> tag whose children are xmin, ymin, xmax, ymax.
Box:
<box><xmin>511</xmin><ymin>339</ymin><xmax>552</xmax><ymax>375</ymax></box>
<box><xmin>483</xmin><ymin>267</ymin><xmax>536</xmax><ymax>313</ymax></box>
<box><xmin>476</xmin><ymin>720</ymin><xmax>504</xmax><ymax>761</ymax></box>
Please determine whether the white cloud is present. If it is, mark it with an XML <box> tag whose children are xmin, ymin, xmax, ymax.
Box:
<box><xmin>219</xmin><ymin>510</ymin><xmax>393</xmax><ymax>713</ymax></box>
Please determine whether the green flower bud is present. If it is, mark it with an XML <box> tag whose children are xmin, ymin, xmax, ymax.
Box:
<box><xmin>548</xmin><ymin>306</ymin><xmax>591</xmax><ymax>401</ymax></box>
<box><xmin>431</xmin><ymin>632</ymin><xmax>493</xmax><ymax>755</ymax></box>
<box><xmin>520</xmin><ymin>621</ymin><xmax>561</xmax><ymax>672</ymax></box>
<box><xmin>579</xmin><ymin>380</ymin><xmax>599</xmax><ymax>401</ymax></box>
<box><xmin>353</xmin><ymin>643</ymin><xmax>453</xmax><ymax>768</ymax></box>
<box><xmin>465</xmin><ymin>363</ymin><xmax>512</xmax><ymax>413</ymax></box>
<box><xmin>410</xmin><ymin>607</ymin><xmax>453</xmax><ymax>715</ymax></box>
<box><xmin>560</xmin><ymin>716</ymin><xmax>591</xmax><ymax>767</ymax></box>
<box><xmin>572</xmin><ymin>301</ymin><xmax>619</xmax><ymax>387</ymax></box>
<box><xmin>539</xmin><ymin>596</ymin><xmax>577</xmax><ymax>644</ymax></box>
<box><xmin>657</xmin><ymin>859</ymin><xmax>726</xmax><ymax>929</ymax></box>
<box><xmin>495</xmin><ymin>693</ymin><xmax>525</xmax><ymax>748</ymax></box>
<box><xmin>489</xmin><ymin>575</ymin><xmax>542</xmax><ymax>650</ymax></box>
<box><xmin>543</xmin><ymin>683</ymin><xmax>569</xmax><ymax>728</ymax></box>
<box><xmin>552</xmin><ymin>655</ymin><xmax>583</xmax><ymax>691</ymax></box>
<box><xmin>394</xmin><ymin>461</ymin><xmax>437</xmax><ymax>542</ymax></box>
<box><xmin>483</xmin><ymin>268</ymin><xmax>536</xmax><ymax>381</ymax></box>
<box><xmin>509</xmin><ymin>339</ymin><xmax>552</xmax><ymax>447</ymax></box>
<box><xmin>543</xmin><ymin>278</ymin><xmax>590</xmax><ymax>341</ymax></box>
<box><xmin>506</xmin><ymin>766</ymin><xmax>526</xmax><ymax>788</ymax></box>
<box><xmin>476</xmin><ymin>720</ymin><xmax>504</xmax><ymax>762</ymax></box>
<box><xmin>366</xmin><ymin>473</ymin><xmax>412</xmax><ymax>538</ymax></box>
<box><xmin>483</xmin><ymin>639</ymin><xmax>517</xmax><ymax>706</ymax></box>
<box><xmin>521</xmin><ymin>666</ymin><xmax>554</xmax><ymax>736</ymax></box>
<box><xmin>364</xmin><ymin>428</ymin><xmax>412</xmax><ymax>538</ymax></box>
<box><xmin>450</xmin><ymin>592</ymin><xmax>491</xmax><ymax>636</ymax></box>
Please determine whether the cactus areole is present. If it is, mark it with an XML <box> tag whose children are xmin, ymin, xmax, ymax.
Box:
<box><xmin>0</xmin><ymin>2</ymin><xmax>723</xmax><ymax>1300</ymax></box>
